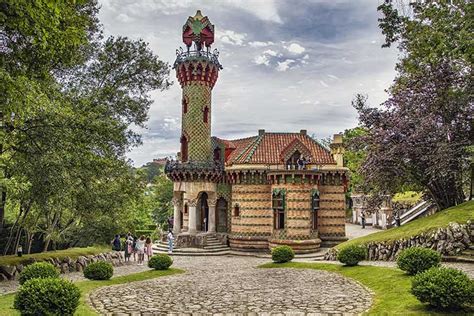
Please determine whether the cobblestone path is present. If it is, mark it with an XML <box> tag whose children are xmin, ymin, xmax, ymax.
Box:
<box><xmin>89</xmin><ymin>256</ymin><xmax>372</xmax><ymax>315</ymax></box>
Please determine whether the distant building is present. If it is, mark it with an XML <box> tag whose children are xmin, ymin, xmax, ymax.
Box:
<box><xmin>165</xmin><ymin>11</ymin><xmax>348</xmax><ymax>253</ymax></box>
<box><xmin>152</xmin><ymin>158</ymin><xmax>168</xmax><ymax>167</ymax></box>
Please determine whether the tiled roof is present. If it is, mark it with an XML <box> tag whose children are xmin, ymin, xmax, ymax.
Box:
<box><xmin>219</xmin><ymin>132</ymin><xmax>335</xmax><ymax>165</ymax></box>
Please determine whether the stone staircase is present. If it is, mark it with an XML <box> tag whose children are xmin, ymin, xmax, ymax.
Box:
<box><xmin>443</xmin><ymin>222</ymin><xmax>474</xmax><ymax>263</ymax></box>
<box><xmin>153</xmin><ymin>235</ymin><xmax>231</xmax><ymax>256</ymax></box>
<box><xmin>153</xmin><ymin>235</ymin><xmax>329</xmax><ymax>260</ymax></box>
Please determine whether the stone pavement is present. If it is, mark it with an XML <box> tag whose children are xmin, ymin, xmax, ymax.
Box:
<box><xmin>345</xmin><ymin>223</ymin><xmax>381</xmax><ymax>240</ymax></box>
<box><xmin>88</xmin><ymin>256</ymin><xmax>372</xmax><ymax>315</ymax></box>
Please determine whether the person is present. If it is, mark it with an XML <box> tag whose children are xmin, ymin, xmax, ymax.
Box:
<box><xmin>131</xmin><ymin>236</ymin><xmax>137</xmax><ymax>262</ymax></box>
<box><xmin>203</xmin><ymin>217</ymin><xmax>207</xmax><ymax>232</ymax></box>
<box><xmin>124</xmin><ymin>237</ymin><xmax>133</xmax><ymax>262</ymax></box>
<box><xmin>361</xmin><ymin>212</ymin><xmax>366</xmax><ymax>229</ymax></box>
<box><xmin>111</xmin><ymin>234</ymin><xmax>121</xmax><ymax>251</ymax></box>
<box><xmin>167</xmin><ymin>230</ymin><xmax>174</xmax><ymax>254</ymax></box>
<box><xmin>135</xmin><ymin>235</ymin><xmax>146</xmax><ymax>265</ymax></box>
<box><xmin>395</xmin><ymin>211</ymin><xmax>401</xmax><ymax>227</ymax></box>
<box><xmin>301</xmin><ymin>156</ymin><xmax>307</xmax><ymax>170</ymax></box>
<box><xmin>296</xmin><ymin>156</ymin><xmax>304</xmax><ymax>170</ymax></box>
<box><xmin>145</xmin><ymin>237</ymin><xmax>153</xmax><ymax>261</ymax></box>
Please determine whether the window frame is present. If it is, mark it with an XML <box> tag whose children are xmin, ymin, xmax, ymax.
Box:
<box><xmin>272</xmin><ymin>190</ymin><xmax>285</xmax><ymax>230</ymax></box>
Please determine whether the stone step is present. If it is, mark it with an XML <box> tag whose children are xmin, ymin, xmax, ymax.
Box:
<box><xmin>460</xmin><ymin>249</ymin><xmax>474</xmax><ymax>257</ymax></box>
<box><xmin>442</xmin><ymin>255</ymin><xmax>474</xmax><ymax>264</ymax></box>
<box><xmin>154</xmin><ymin>250</ymin><xmax>231</xmax><ymax>257</ymax></box>
<box><xmin>206</xmin><ymin>241</ymin><xmax>223</xmax><ymax>246</ymax></box>
<box><xmin>153</xmin><ymin>246</ymin><xmax>230</xmax><ymax>254</ymax></box>
<box><xmin>203</xmin><ymin>245</ymin><xmax>229</xmax><ymax>250</ymax></box>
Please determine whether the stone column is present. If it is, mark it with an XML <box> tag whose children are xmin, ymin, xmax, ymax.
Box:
<box><xmin>208</xmin><ymin>198</ymin><xmax>217</xmax><ymax>233</ymax></box>
<box><xmin>172</xmin><ymin>198</ymin><xmax>182</xmax><ymax>235</ymax></box>
<box><xmin>187</xmin><ymin>198</ymin><xmax>198</xmax><ymax>235</ymax></box>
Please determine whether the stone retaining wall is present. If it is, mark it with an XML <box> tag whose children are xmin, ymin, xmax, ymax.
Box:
<box><xmin>0</xmin><ymin>251</ymin><xmax>127</xmax><ymax>281</ymax></box>
<box><xmin>325</xmin><ymin>221</ymin><xmax>473</xmax><ymax>261</ymax></box>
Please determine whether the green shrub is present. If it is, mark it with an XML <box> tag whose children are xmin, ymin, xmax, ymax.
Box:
<box><xmin>337</xmin><ymin>245</ymin><xmax>366</xmax><ymax>266</ymax></box>
<box><xmin>271</xmin><ymin>245</ymin><xmax>295</xmax><ymax>263</ymax></box>
<box><xmin>14</xmin><ymin>278</ymin><xmax>80</xmax><ymax>315</ymax></box>
<box><xmin>397</xmin><ymin>247</ymin><xmax>441</xmax><ymax>275</ymax></box>
<box><xmin>412</xmin><ymin>267</ymin><xmax>474</xmax><ymax>310</ymax></box>
<box><xmin>19</xmin><ymin>262</ymin><xmax>59</xmax><ymax>285</ymax></box>
<box><xmin>148</xmin><ymin>254</ymin><xmax>173</xmax><ymax>270</ymax></box>
<box><xmin>83</xmin><ymin>261</ymin><xmax>113</xmax><ymax>280</ymax></box>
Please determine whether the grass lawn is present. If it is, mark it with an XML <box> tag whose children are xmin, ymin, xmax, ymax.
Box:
<box><xmin>337</xmin><ymin>201</ymin><xmax>474</xmax><ymax>249</ymax></box>
<box><xmin>260</xmin><ymin>262</ymin><xmax>472</xmax><ymax>315</ymax></box>
<box><xmin>0</xmin><ymin>245</ymin><xmax>111</xmax><ymax>266</ymax></box>
<box><xmin>0</xmin><ymin>268</ymin><xmax>184</xmax><ymax>316</ymax></box>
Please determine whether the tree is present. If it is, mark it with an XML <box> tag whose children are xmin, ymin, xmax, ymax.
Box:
<box><xmin>150</xmin><ymin>174</ymin><xmax>173</xmax><ymax>229</ymax></box>
<box><xmin>351</xmin><ymin>1</ymin><xmax>472</xmax><ymax>210</ymax></box>
<box><xmin>1</xmin><ymin>1</ymin><xmax>172</xmax><ymax>253</ymax></box>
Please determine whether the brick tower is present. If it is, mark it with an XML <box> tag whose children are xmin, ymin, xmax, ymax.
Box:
<box><xmin>175</xmin><ymin>10</ymin><xmax>222</xmax><ymax>163</ymax></box>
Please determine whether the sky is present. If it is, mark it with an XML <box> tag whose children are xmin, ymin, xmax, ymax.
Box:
<box><xmin>98</xmin><ymin>0</ymin><xmax>399</xmax><ymax>167</ymax></box>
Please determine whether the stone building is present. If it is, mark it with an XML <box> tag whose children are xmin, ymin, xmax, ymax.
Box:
<box><xmin>165</xmin><ymin>11</ymin><xmax>348</xmax><ymax>253</ymax></box>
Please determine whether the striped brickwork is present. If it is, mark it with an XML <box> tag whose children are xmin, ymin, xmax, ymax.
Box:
<box><xmin>317</xmin><ymin>185</ymin><xmax>346</xmax><ymax>238</ymax></box>
<box><xmin>230</xmin><ymin>184</ymin><xmax>272</xmax><ymax>237</ymax></box>
<box><xmin>182</xmin><ymin>83</ymin><xmax>212</xmax><ymax>162</ymax></box>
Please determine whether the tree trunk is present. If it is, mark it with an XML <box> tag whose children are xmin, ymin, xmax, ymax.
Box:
<box><xmin>43</xmin><ymin>236</ymin><xmax>51</xmax><ymax>252</ymax></box>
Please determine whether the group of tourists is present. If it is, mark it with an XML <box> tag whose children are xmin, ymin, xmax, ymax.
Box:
<box><xmin>111</xmin><ymin>233</ymin><xmax>154</xmax><ymax>265</ymax></box>
<box><xmin>287</xmin><ymin>156</ymin><xmax>311</xmax><ymax>170</ymax></box>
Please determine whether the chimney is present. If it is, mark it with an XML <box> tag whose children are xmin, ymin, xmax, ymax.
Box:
<box><xmin>330</xmin><ymin>133</ymin><xmax>344</xmax><ymax>167</ymax></box>
<box><xmin>258</xmin><ymin>129</ymin><xmax>265</xmax><ymax>136</ymax></box>
<box><xmin>300</xmin><ymin>129</ymin><xmax>307</xmax><ymax>135</ymax></box>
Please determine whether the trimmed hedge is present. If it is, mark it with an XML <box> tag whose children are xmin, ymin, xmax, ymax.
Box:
<box><xmin>397</xmin><ymin>247</ymin><xmax>440</xmax><ymax>275</ymax></box>
<box><xmin>412</xmin><ymin>267</ymin><xmax>474</xmax><ymax>310</ymax></box>
<box><xmin>14</xmin><ymin>278</ymin><xmax>80</xmax><ymax>315</ymax></box>
<box><xmin>148</xmin><ymin>254</ymin><xmax>173</xmax><ymax>270</ymax></box>
<box><xmin>271</xmin><ymin>246</ymin><xmax>295</xmax><ymax>263</ymax></box>
<box><xmin>337</xmin><ymin>245</ymin><xmax>366</xmax><ymax>266</ymax></box>
<box><xmin>19</xmin><ymin>262</ymin><xmax>60</xmax><ymax>285</ymax></box>
<box><xmin>83</xmin><ymin>261</ymin><xmax>113</xmax><ymax>280</ymax></box>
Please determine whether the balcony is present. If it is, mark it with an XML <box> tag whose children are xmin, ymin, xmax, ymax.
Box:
<box><xmin>165</xmin><ymin>160</ymin><xmax>224</xmax><ymax>182</ymax></box>
<box><xmin>173</xmin><ymin>48</ymin><xmax>223</xmax><ymax>69</ymax></box>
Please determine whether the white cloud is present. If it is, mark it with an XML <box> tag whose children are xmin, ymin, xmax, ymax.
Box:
<box><xmin>248</xmin><ymin>41</ymin><xmax>275</xmax><ymax>48</ymax></box>
<box><xmin>216</xmin><ymin>29</ymin><xmax>247</xmax><ymax>46</ymax></box>
<box><xmin>116</xmin><ymin>13</ymin><xmax>133</xmax><ymax>22</ymax></box>
<box><xmin>263</xmin><ymin>49</ymin><xmax>279</xmax><ymax>57</ymax></box>
<box><xmin>254</xmin><ymin>54</ymin><xmax>270</xmax><ymax>66</ymax></box>
<box><xmin>327</xmin><ymin>74</ymin><xmax>339</xmax><ymax>80</ymax></box>
<box><xmin>320</xmin><ymin>80</ymin><xmax>329</xmax><ymax>87</ymax></box>
<box><xmin>276</xmin><ymin>59</ymin><xmax>295</xmax><ymax>72</ymax></box>
<box><xmin>303</xmin><ymin>54</ymin><xmax>309</xmax><ymax>60</ymax></box>
<box><xmin>286</xmin><ymin>43</ymin><xmax>306</xmax><ymax>54</ymax></box>
<box><xmin>226</xmin><ymin>0</ymin><xmax>282</xmax><ymax>23</ymax></box>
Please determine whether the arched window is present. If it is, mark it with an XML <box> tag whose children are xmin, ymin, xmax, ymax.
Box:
<box><xmin>180</xmin><ymin>135</ymin><xmax>188</xmax><ymax>162</ymax></box>
<box><xmin>272</xmin><ymin>190</ymin><xmax>285</xmax><ymax>229</ymax></box>
<box><xmin>213</xmin><ymin>147</ymin><xmax>221</xmax><ymax>162</ymax></box>
<box><xmin>286</xmin><ymin>150</ymin><xmax>301</xmax><ymax>170</ymax></box>
<box><xmin>233</xmin><ymin>204</ymin><xmax>240</xmax><ymax>217</ymax></box>
<box><xmin>203</xmin><ymin>106</ymin><xmax>209</xmax><ymax>123</ymax></box>
<box><xmin>182</xmin><ymin>97</ymin><xmax>188</xmax><ymax>114</ymax></box>
<box><xmin>311</xmin><ymin>190</ymin><xmax>320</xmax><ymax>230</ymax></box>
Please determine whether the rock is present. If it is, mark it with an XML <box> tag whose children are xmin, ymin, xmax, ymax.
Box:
<box><xmin>16</xmin><ymin>264</ymin><xmax>24</xmax><ymax>274</ymax></box>
<box><xmin>75</xmin><ymin>263</ymin><xmax>83</xmax><ymax>272</ymax></box>
<box><xmin>0</xmin><ymin>265</ymin><xmax>17</xmax><ymax>279</ymax></box>
<box><xmin>60</xmin><ymin>263</ymin><xmax>69</xmax><ymax>273</ymax></box>
<box><xmin>0</xmin><ymin>272</ymin><xmax>8</xmax><ymax>282</ymax></box>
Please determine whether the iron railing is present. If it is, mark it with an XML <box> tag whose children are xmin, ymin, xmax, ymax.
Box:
<box><xmin>173</xmin><ymin>48</ymin><xmax>222</xmax><ymax>69</ymax></box>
